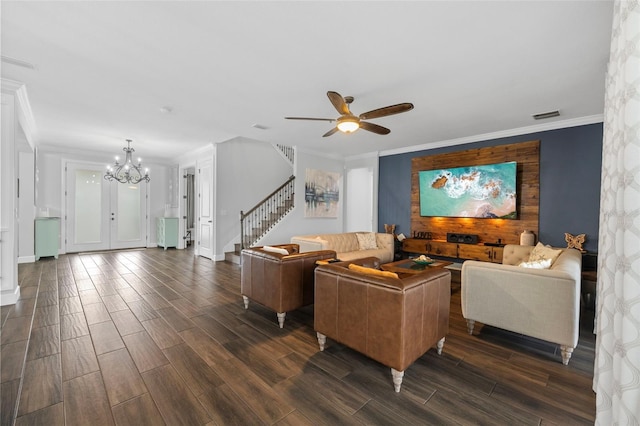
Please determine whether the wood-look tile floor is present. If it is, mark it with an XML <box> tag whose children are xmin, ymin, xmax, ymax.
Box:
<box><xmin>1</xmin><ymin>248</ymin><xmax>596</xmax><ymax>425</ymax></box>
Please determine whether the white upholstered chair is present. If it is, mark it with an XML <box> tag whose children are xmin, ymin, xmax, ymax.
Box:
<box><xmin>461</xmin><ymin>244</ymin><xmax>582</xmax><ymax>364</ymax></box>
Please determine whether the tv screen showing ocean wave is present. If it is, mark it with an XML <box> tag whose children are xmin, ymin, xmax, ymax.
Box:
<box><xmin>419</xmin><ymin>161</ymin><xmax>517</xmax><ymax>219</ymax></box>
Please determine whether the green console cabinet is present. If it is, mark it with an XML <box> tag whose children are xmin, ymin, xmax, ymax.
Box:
<box><xmin>35</xmin><ymin>217</ymin><xmax>60</xmax><ymax>260</ymax></box>
<box><xmin>157</xmin><ymin>217</ymin><xmax>179</xmax><ymax>250</ymax></box>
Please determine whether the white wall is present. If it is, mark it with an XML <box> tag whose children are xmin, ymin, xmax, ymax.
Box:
<box><xmin>261</xmin><ymin>148</ymin><xmax>345</xmax><ymax>245</ymax></box>
<box><xmin>37</xmin><ymin>151</ymin><xmax>63</xmax><ymax>219</ymax></box>
<box><xmin>215</xmin><ymin>137</ymin><xmax>292</xmax><ymax>253</ymax></box>
<box><xmin>1</xmin><ymin>89</ymin><xmax>19</xmax><ymax>304</ymax></box>
<box><xmin>18</xmin><ymin>137</ymin><xmax>35</xmax><ymax>262</ymax></box>
<box><xmin>147</xmin><ymin>164</ymin><xmax>172</xmax><ymax>247</ymax></box>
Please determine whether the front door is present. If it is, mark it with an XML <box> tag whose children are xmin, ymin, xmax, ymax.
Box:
<box><xmin>66</xmin><ymin>162</ymin><xmax>147</xmax><ymax>253</ymax></box>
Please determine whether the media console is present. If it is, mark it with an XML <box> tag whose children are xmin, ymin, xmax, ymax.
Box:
<box><xmin>402</xmin><ymin>238</ymin><xmax>505</xmax><ymax>263</ymax></box>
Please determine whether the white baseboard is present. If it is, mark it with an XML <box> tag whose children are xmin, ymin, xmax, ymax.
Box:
<box><xmin>18</xmin><ymin>255</ymin><xmax>36</xmax><ymax>264</ymax></box>
<box><xmin>0</xmin><ymin>286</ymin><xmax>21</xmax><ymax>306</ymax></box>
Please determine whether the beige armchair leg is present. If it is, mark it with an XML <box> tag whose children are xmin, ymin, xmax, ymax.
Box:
<box><xmin>560</xmin><ymin>345</ymin><xmax>574</xmax><ymax>365</ymax></box>
<box><xmin>276</xmin><ymin>312</ymin><xmax>286</xmax><ymax>328</ymax></box>
<box><xmin>466</xmin><ymin>319</ymin><xmax>475</xmax><ymax>335</ymax></box>
<box><xmin>316</xmin><ymin>332</ymin><xmax>326</xmax><ymax>351</ymax></box>
<box><xmin>242</xmin><ymin>295</ymin><xmax>249</xmax><ymax>309</ymax></box>
<box><xmin>436</xmin><ymin>337</ymin><xmax>445</xmax><ymax>355</ymax></box>
<box><xmin>391</xmin><ymin>368</ymin><xmax>405</xmax><ymax>392</ymax></box>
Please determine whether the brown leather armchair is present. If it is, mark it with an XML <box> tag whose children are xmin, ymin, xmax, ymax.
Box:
<box><xmin>241</xmin><ymin>244</ymin><xmax>336</xmax><ymax>328</ymax></box>
<box><xmin>314</xmin><ymin>257</ymin><xmax>451</xmax><ymax>392</ymax></box>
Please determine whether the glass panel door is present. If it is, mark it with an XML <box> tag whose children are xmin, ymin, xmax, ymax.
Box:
<box><xmin>66</xmin><ymin>164</ymin><xmax>109</xmax><ymax>253</ymax></box>
<box><xmin>110</xmin><ymin>181</ymin><xmax>147</xmax><ymax>249</ymax></box>
<box><xmin>66</xmin><ymin>161</ymin><xmax>147</xmax><ymax>253</ymax></box>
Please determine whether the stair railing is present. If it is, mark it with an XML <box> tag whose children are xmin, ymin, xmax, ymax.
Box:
<box><xmin>276</xmin><ymin>144</ymin><xmax>295</xmax><ymax>164</ymax></box>
<box><xmin>240</xmin><ymin>175</ymin><xmax>295</xmax><ymax>249</ymax></box>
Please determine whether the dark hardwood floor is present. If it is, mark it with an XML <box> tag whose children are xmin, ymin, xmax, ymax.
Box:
<box><xmin>1</xmin><ymin>247</ymin><xmax>596</xmax><ymax>425</ymax></box>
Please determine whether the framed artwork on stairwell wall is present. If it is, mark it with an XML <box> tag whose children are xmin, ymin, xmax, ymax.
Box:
<box><xmin>304</xmin><ymin>168</ymin><xmax>341</xmax><ymax>218</ymax></box>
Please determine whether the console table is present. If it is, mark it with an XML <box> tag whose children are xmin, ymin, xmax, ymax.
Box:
<box><xmin>402</xmin><ymin>238</ymin><xmax>504</xmax><ymax>263</ymax></box>
<box><xmin>35</xmin><ymin>217</ymin><xmax>60</xmax><ymax>260</ymax></box>
<box><xmin>157</xmin><ymin>217</ymin><xmax>179</xmax><ymax>250</ymax></box>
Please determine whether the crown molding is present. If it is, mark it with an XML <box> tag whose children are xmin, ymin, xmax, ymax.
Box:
<box><xmin>379</xmin><ymin>114</ymin><xmax>604</xmax><ymax>157</ymax></box>
<box><xmin>1</xmin><ymin>78</ymin><xmax>23</xmax><ymax>93</ymax></box>
<box><xmin>345</xmin><ymin>151</ymin><xmax>380</xmax><ymax>162</ymax></box>
<box><xmin>296</xmin><ymin>145</ymin><xmax>345</xmax><ymax>161</ymax></box>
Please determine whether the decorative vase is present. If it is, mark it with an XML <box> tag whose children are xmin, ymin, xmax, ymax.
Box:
<box><xmin>520</xmin><ymin>230</ymin><xmax>535</xmax><ymax>246</ymax></box>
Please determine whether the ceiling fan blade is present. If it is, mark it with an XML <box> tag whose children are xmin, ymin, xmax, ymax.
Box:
<box><xmin>359</xmin><ymin>103</ymin><xmax>414</xmax><ymax>120</ymax></box>
<box><xmin>327</xmin><ymin>91</ymin><xmax>350</xmax><ymax>115</ymax></box>
<box><xmin>285</xmin><ymin>117</ymin><xmax>335</xmax><ymax>122</ymax></box>
<box><xmin>360</xmin><ymin>121</ymin><xmax>391</xmax><ymax>135</ymax></box>
<box><xmin>322</xmin><ymin>127</ymin><xmax>340</xmax><ymax>137</ymax></box>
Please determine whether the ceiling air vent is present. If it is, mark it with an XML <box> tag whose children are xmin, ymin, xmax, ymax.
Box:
<box><xmin>1</xmin><ymin>55</ymin><xmax>36</xmax><ymax>70</ymax></box>
<box><xmin>532</xmin><ymin>110</ymin><xmax>560</xmax><ymax>120</ymax></box>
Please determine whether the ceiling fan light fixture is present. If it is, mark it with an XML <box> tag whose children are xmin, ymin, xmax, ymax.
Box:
<box><xmin>336</xmin><ymin>116</ymin><xmax>360</xmax><ymax>133</ymax></box>
<box><xmin>285</xmin><ymin>91</ymin><xmax>411</xmax><ymax>137</ymax></box>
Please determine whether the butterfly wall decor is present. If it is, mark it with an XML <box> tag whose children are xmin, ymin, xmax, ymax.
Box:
<box><xmin>565</xmin><ymin>233</ymin><xmax>586</xmax><ymax>252</ymax></box>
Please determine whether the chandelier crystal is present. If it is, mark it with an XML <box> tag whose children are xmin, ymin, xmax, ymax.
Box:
<box><xmin>104</xmin><ymin>139</ymin><xmax>150</xmax><ymax>184</ymax></box>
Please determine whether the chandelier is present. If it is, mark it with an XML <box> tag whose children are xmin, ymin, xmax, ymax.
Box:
<box><xmin>104</xmin><ymin>139</ymin><xmax>150</xmax><ymax>184</ymax></box>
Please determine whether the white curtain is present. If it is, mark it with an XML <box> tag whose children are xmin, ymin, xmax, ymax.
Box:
<box><xmin>594</xmin><ymin>1</ymin><xmax>640</xmax><ymax>424</ymax></box>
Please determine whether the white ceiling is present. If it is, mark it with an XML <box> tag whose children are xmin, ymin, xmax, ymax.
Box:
<box><xmin>1</xmin><ymin>1</ymin><xmax>613</xmax><ymax>161</ymax></box>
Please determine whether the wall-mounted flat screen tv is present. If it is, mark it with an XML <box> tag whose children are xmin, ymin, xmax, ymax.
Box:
<box><xmin>419</xmin><ymin>161</ymin><xmax>517</xmax><ymax>219</ymax></box>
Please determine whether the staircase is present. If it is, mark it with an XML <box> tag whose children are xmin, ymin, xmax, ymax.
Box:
<box><xmin>224</xmin><ymin>243</ymin><xmax>243</xmax><ymax>264</ymax></box>
<box><xmin>224</xmin><ymin>175</ymin><xmax>295</xmax><ymax>264</ymax></box>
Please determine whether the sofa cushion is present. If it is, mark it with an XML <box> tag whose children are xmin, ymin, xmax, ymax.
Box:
<box><xmin>356</xmin><ymin>232</ymin><xmax>378</xmax><ymax>250</ymax></box>
<box><xmin>528</xmin><ymin>242</ymin><xmax>562</xmax><ymax>266</ymax></box>
<box><xmin>262</xmin><ymin>245</ymin><xmax>289</xmax><ymax>255</ymax></box>
<box><xmin>518</xmin><ymin>258</ymin><xmax>552</xmax><ymax>269</ymax></box>
<box><xmin>348</xmin><ymin>263</ymin><xmax>399</xmax><ymax>279</ymax></box>
<box><xmin>291</xmin><ymin>232</ymin><xmax>395</xmax><ymax>263</ymax></box>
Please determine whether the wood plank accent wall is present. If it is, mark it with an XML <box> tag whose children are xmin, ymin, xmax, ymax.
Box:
<box><xmin>410</xmin><ymin>140</ymin><xmax>540</xmax><ymax>245</ymax></box>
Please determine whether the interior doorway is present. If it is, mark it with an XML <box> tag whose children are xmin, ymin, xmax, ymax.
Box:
<box><xmin>184</xmin><ymin>168</ymin><xmax>195</xmax><ymax>247</ymax></box>
<box><xmin>345</xmin><ymin>167</ymin><xmax>373</xmax><ymax>232</ymax></box>
<box><xmin>65</xmin><ymin>161</ymin><xmax>148</xmax><ymax>253</ymax></box>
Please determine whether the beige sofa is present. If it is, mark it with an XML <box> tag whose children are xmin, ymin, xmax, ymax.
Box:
<box><xmin>290</xmin><ymin>232</ymin><xmax>394</xmax><ymax>263</ymax></box>
<box><xmin>461</xmin><ymin>244</ymin><xmax>582</xmax><ymax>365</ymax></box>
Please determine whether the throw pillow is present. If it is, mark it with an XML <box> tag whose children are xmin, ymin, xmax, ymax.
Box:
<box><xmin>528</xmin><ymin>242</ymin><xmax>562</xmax><ymax>266</ymax></box>
<box><xmin>356</xmin><ymin>232</ymin><xmax>378</xmax><ymax>250</ymax></box>
<box><xmin>348</xmin><ymin>263</ymin><xmax>399</xmax><ymax>279</ymax></box>
<box><xmin>262</xmin><ymin>245</ymin><xmax>289</xmax><ymax>255</ymax></box>
<box><xmin>518</xmin><ymin>259</ymin><xmax>552</xmax><ymax>269</ymax></box>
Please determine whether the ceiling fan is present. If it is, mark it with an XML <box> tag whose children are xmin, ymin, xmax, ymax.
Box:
<box><xmin>285</xmin><ymin>91</ymin><xmax>414</xmax><ymax>137</ymax></box>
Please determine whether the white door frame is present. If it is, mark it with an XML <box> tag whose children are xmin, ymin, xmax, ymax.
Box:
<box><xmin>178</xmin><ymin>164</ymin><xmax>197</xmax><ymax>251</ymax></box>
<box><xmin>64</xmin><ymin>160</ymin><xmax>149</xmax><ymax>253</ymax></box>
